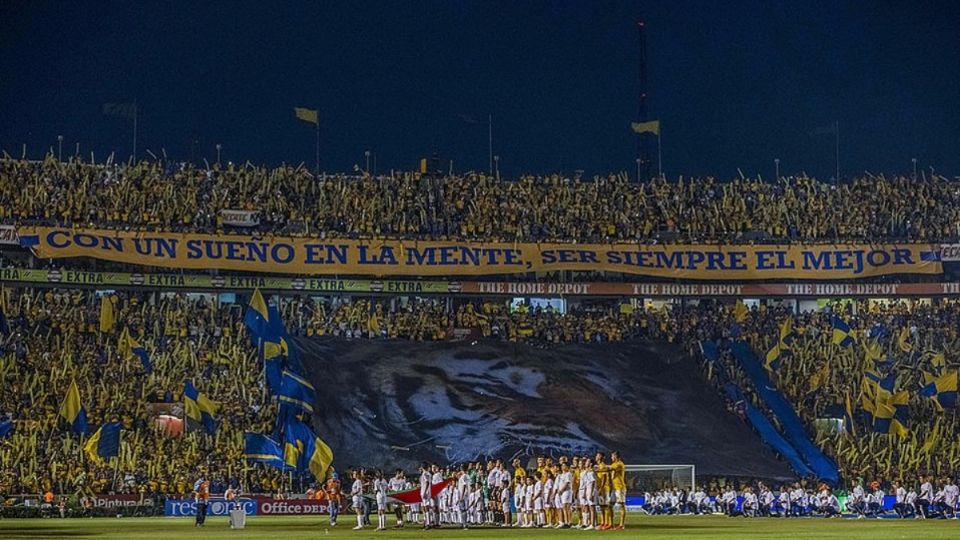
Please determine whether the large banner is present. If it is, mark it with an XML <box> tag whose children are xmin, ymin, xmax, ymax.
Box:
<box><xmin>0</xmin><ymin>267</ymin><xmax>458</xmax><ymax>293</ymax></box>
<box><xmin>163</xmin><ymin>496</ymin><xmax>327</xmax><ymax>516</ymax></box>
<box><xmin>301</xmin><ymin>339</ymin><xmax>792</xmax><ymax>477</ymax></box>
<box><xmin>17</xmin><ymin>227</ymin><xmax>942</xmax><ymax>279</ymax></box>
<box><xmin>90</xmin><ymin>494</ymin><xmax>155</xmax><ymax>508</ymax></box>
<box><xmin>164</xmin><ymin>497</ymin><xmax>257</xmax><ymax>517</ymax></box>
<box><xmin>3</xmin><ymin>267</ymin><xmax>960</xmax><ymax>297</ymax></box>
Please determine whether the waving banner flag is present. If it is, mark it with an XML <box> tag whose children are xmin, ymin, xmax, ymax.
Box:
<box><xmin>631</xmin><ymin>120</ymin><xmax>660</xmax><ymax>135</ymax></box>
<box><xmin>294</xmin><ymin>107</ymin><xmax>319</xmax><ymax>125</ymax></box>
<box><xmin>59</xmin><ymin>380</ymin><xmax>88</xmax><ymax>434</ymax></box>
<box><xmin>920</xmin><ymin>370</ymin><xmax>958</xmax><ymax>410</ymax></box>
<box><xmin>279</xmin><ymin>370</ymin><xmax>316</xmax><ymax>416</ymax></box>
<box><xmin>120</xmin><ymin>327</ymin><xmax>152</xmax><ymax>373</ymax></box>
<box><xmin>99</xmin><ymin>295</ymin><xmax>116</xmax><ymax>333</ymax></box>
<box><xmin>243</xmin><ymin>432</ymin><xmax>291</xmax><ymax>471</ymax></box>
<box><xmin>283</xmin><ymin>419</ymin><xmax>334</xmax><ymax>480</ymax></box>
<box><xmin>387</xmin><ymin>479</ymin><xmax>453</xmax><ymax>505</ymax></box>
<box><xmin>831</xmin><ymin>317</ymin><xmax>855</xmax><ymax>347</ymax></box>
<box><xmin>184</xmin><ymin>380</ymin><xmax>217</xmax><ymax>433</ymax></box>
<box><xmin>84</xmin><ymin>422</ymin><xmax>121</xmax><ymax>462</ymax></box>
<box><xmin>244</xmin><ymin>288</ymin><xmax>270</xmax><ymax>341</ymax></box>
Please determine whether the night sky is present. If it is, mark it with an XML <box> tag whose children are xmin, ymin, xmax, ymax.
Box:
<box><xmin>2</xmin><ymin>0</ymin><xmax>958</xmax><ymax>180</ymax></box>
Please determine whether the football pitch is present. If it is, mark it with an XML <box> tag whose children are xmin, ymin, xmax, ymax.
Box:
<box><xmin>1</xmin><ymin>515</ymin><xmax>958</xmax><ymax>540</ymax></box>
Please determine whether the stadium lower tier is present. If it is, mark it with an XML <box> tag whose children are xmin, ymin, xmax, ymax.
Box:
<box><xmin>1</xmin><ymin>286</ymin><xmax>958</xmax><ymax>505</ymax></box>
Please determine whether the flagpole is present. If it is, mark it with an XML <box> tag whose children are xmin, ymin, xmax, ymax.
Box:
<box><xmin>835</xmin><ymin>120</ymin><xmax>840</xmax><ymax>182</ymax></box>
<box><xmin>260</xmin><ymin>337</ymin><xmax>268</xmax><ymax>408</ymax></box>
<box><xmin>657</xmin><ymin>132</ymin><xmax>662</xmax><ymax>179</ymax></box>
<box><xmin>488</xmin><ymin>114</ymin><xmax>493</xmax><ymax>175</ymax></box>
<box><xmin>132</xmin><ymin>101</ymin><xmax>138</xmax><ymax>163</ymax></box>
<box><xmin>315</xmin><ymin>113</ymin><xmax>320</xmax><ymax>175</ymax></box>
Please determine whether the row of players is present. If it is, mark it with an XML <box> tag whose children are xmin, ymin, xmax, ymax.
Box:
<box><xmin>338</xmin><ymin>473</ymin><xmax>960</xmax><ymax>529</ymax></box>
<box><xmin>344</xmin><ymin>453</ymin><xmax>628</xmax><ymax>530</ymax></box>
<box><xmin>643</xmin><ymin>477</ymin><xmax>960</xmax><ymax>519</ymax></box>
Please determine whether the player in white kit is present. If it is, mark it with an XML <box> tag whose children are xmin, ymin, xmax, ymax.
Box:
<box><xmin>499</xmin><ymin>479</ymin><xmax>512</xmax><ymax>527</ymax></box>
<box><xmin>455</xmin><ymin>466</ymin><xmax>471</xmax><ymax>529</ymax></box>
<box><xmin>578</xmin><ymin>458</ymin><xmax>596</xmax><ymax>530</ymax></box>
<box><xmin>533</xmin><ymin>471</ymin><xmax>545</xmax><ymax>526</ymax></box>
<box><xmin>556</xmin><ymin>463</ymin><xmax>573</xmax><ymax>528</ymax></box>
<box><xmin>350</xmin><ymin>470</ymin><xmax>365</xmax><ymax>530</ymax></box>
<box><xmin>521</xmin><ymin>476</ymin><xmax>535</xmax><ymax>527</ymax></box>
<box><xmin>431</xmin><ymin>464</ymin><xmax>444</xmax><ymax>527</ymax></box>
<box><xmin>374</xmin><ymin>470</ymin><xmax>389</xmax><ymax>530</ymax></box>
<box><xmin>388</xmin><ymin>470</ymin><xmax>407</xmax><ymax>528</ymax></box>
<box><xmin>419</xmin><ymin>463</ymin><xmax>433</xmax><ymax>528</ymax></box>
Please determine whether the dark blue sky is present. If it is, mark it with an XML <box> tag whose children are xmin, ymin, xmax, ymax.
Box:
<box><xmin>2</xmin><ymin>0</ymin><xmax>958</xmax><ymax>179</ymax></box>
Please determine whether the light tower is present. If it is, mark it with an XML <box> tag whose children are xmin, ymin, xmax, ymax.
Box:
<box><xmin>636</xmin><ymin>20</ymin><xmax>651</xmax><ymax>182</ymax></box>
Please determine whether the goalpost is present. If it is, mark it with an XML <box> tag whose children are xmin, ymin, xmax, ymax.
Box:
<box><xmin>623</xmin><ymin>464</ymin><xmax>696</xmax><ymax>511</ymax></box>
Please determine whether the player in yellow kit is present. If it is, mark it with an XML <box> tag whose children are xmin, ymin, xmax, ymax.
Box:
<box><xmin>594</xmin><ymin>452</ymin><xmax>613</xmax><ymax>530</ymax></box>
<box><xmin>570</xmin><ymin>457</ymin><xmax>581</xmax><ymax>527</ymax></box>
<box><xmin>512</xmin><ymin>458</ymin><xmax>527</xmax><ymax>484</ymax></box>
<box><xmin>609</xmin><ymin>451</ymin><xmax>627</xmax><ymax>530</ymax></box>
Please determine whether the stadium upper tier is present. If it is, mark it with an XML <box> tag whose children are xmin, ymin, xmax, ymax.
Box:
<box><xmin>2</xmin><ymin>156</ymin><xmax>957</xmax><ymax>243</ymax></box>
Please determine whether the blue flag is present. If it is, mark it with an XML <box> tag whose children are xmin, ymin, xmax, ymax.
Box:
<box><xmin>244</xmin><ymin>288</ymin><xmax>270</xmax><ymax>342</ymax></box>
<box><xmin>59</xmin><ymin>380</ymin><xmax>88</xmax><ymax>435</ymax></box>
<box><xmin>244</xmin><ymin>432</ymin><xmax>291</xmax><ymax>471</ymax></box>
<box><xmin>0</xmin><ymin>418</ymin><xmax>13</xmax><ymax>438</ymax></box>
<box><xmin>279</xmin><ymin>370</ymin><xmax>316</xmax><ymax>414</ymax></box>
<box><xmin>184</xmin><ymin>380</ymin><xmax>218</xmax><ymax>434</ymax></box>
<box><xmin>699</xmin><ymin>340</ymin><xmax>719</xmax><ymax>363</ymax></box>
<box><xmin>282</xmin><ymin>419</ymin><xmax>334</xmax><ymax>480</ymax></box>
<box><xmin>84</xmin><ymin>422</ymin><xmax>121</xmax><ymax>462</ymax></box>
<box><xmin>831</xmin><ymin>317</ymin><xmax>855</xmax><ymax>347</ymax></box>
<box><xmin>123</xmin><ymin>329</ymin><xmax>152</xmax><ymax>374</ymax></box>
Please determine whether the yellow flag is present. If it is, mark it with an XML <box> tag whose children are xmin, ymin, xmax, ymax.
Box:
<box><xmin>897</xmin><ymin>327</ymin><xmax>913</xmax><ymax>353</ymax></box>
<box><xmin>809</xmin><ymin>361</ymin><xmax>830</xmax><ymax>392</ymax></box>
<box><xmin>294</xmin><ymin>107</ymin><xmax>318</xmax><ymax>125</ymax></box>
<box><xmin>930</xmin><ymin>352</ymin><xmax>946</xmax><ymax>372</ymax></box>
<box><xmin>99</xmin><ymin>295</ymin><xmax>115</xmax><ymax>333</ymax></box>
<box><xmin>310</xmin><ymin>435</ymin><xmax>335</xmax><ymax>481</ymax></box>
<box><xmin>84</xmin><ymin>426</ymin><xmax>103</xmax><ymax>463</ymax></box>
<box><xmin>732</xmin><ymin>300</ymin><xmax>748</xmax><ymax>322</ymax></box>
<box><xmin>921</xmin><ymin>420</ymin><xmax>940</xmax><ymax>454</ymax></box>
<box><xmin>631</xmin><ymin>119</ymin><xmax>660</xmax><ymax>135</ymax></box>
<box><xmin>862</xmin><ymin>339</ymin><xmax>883</xmax><ymax>362</ymax></box>
<box><xmin>368</xmin><ymin>312</ymin><xmax>381</xmax><ymax>335</ymax></box>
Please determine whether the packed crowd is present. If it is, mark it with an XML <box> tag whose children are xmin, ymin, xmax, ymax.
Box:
<box><xmin>685</xmin><ymin>300</ymin><xmax>960</xmax><ymax>486</ymax></box>
<box><xmin>278</xmin><ymin>296</ymin><xmax>672</xmax><ymax>344</ymax></box>
<box><xmin>2</xmin><ymin>285</ymin><xmax>958</xmax><ymax>504</ymax></box>
<box><xmin>0</xmin><ymin>288</ymin><xmax>284</xmax><ymax>499</ymax></box>
<box><xmin>0</xmin><ymin>288</ymin><xmax>677</xmax><ymax>500</ymax></box>
<box><xmin>3</xmin><ymin>155</ymin><xmax>958</xmax><ymax>242</ymax></box>
<box><xmin>638</xmin><ymin>476</ymin><xmax>959</xmax><ymax>519</ymax></box>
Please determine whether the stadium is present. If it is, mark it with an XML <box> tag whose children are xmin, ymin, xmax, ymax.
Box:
<box><xmin>2</xmin><ymin>2</ymin><xmax>960</xmax><ymax>539</ymax></box>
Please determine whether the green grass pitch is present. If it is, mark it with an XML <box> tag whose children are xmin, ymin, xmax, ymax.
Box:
<box><xmin>1</xmin><ymin>515</ymin><xmax>958</xmax><ymax>539</ymax></box>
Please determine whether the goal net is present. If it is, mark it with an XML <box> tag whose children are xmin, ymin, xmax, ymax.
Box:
<box><xmin>623</xmin><ymin>464</ymin><xmax>696</xmax><ymax>510</ymax></box>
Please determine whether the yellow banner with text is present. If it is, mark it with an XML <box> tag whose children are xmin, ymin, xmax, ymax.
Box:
<box><xmin>18</xmin><ymin>227</ymin><xmax>942</xmax><ymax>280</ymax></box>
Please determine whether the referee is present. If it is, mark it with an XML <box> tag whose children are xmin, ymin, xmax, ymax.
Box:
<box><xmin>193</xmin><ymin>474</ymin><xmax>210</xmax><ymax>527</ymax></box>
